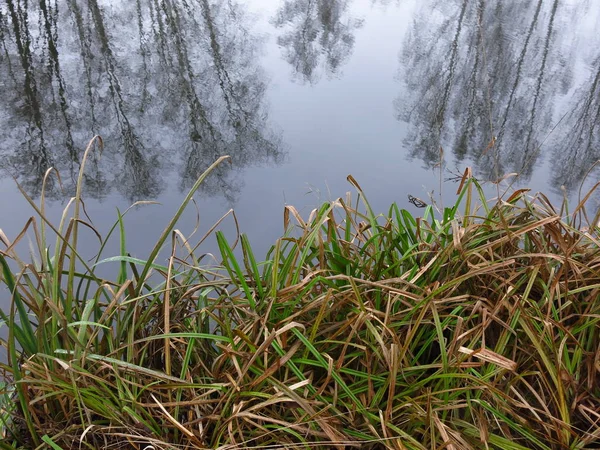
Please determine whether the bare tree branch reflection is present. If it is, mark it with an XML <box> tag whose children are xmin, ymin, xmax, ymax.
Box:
<box><xmin>0</xmin><ymin>0</ymin><xmax>284</xmax><ymax>202</ymax></box>
<box><xmin>272</xmin><ymin>0</ymin><xmax>363</xmax><ymax>84</ymax></box>
<box><xmin>396</xmin><ymin>0</ymin><xmax>574</xmax><ymax>186</ymax></box>
<box><xmin>551</xmin><ymin>60</ymin><xmax>600</xmax><ymax>194</ymax></box>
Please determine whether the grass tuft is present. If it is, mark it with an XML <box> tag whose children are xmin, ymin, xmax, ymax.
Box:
<box><xmin>1</xmin><ymin>150</ymin><xmax>600</xmax><ymax>449</ymax></box>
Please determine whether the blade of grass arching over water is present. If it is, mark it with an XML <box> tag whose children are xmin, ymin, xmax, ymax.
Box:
<box><xmin>83</xmin><ymin>201</ymin><xmax>160</xmax><ymax>288</ymax></box>
<box><xmin>66</xmin><ymin>136</ymin><xmax>103</xmax><ymax>318</ymax></box>
<box><xmin>135</xmin><ymin>155</ymin><xmax>230</xmax><ymax>297</ymax></box>
<box><xmin>38</xmin><ymin>168</ymin><xmax>61</xmax><ymax>266</ymax></box>
<box><xmin>11</xmin><ymin>180</ymin><xmax>109</xmax><ymax>321</ymax></box>
<box><xmin>94</xmin><ymin>255</ymin><xmax>174</xmax><ymax>273</ymax></box>
<box><xmin>347</xmin><ymin>175</ymin><xmax>376</xmax><ymax>223</ymax></box>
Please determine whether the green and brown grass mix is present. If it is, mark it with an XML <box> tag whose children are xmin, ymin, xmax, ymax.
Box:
<box><xmin>1</xmin><ymin>139</ymin><xmax>600</xmax><ymax>449</ymax></box>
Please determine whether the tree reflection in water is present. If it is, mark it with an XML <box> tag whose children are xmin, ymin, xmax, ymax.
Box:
<box><xmin>0</xmin><ymin>0</ymin><xmax>284</xmax><ymax>202</ymax></box>
<box><xmin>550</xmin><ymin>59</ymin><xmax>600</xmax><ymax>195</ymax></box>
<box><xmin>272</xmin><ymin>0</ymin><xmax>363</xmax><ymax>84</ymax></box>
<box><xmin>396</xmin><ymin>0</ymin><xmax>600</xmax><ymax>195</ymax></box>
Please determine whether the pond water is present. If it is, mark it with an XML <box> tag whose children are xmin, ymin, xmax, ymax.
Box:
<box><xmin>1</xmin><ymin>0</ymin><xmax>599</xmax><ymax>261</ymax></box>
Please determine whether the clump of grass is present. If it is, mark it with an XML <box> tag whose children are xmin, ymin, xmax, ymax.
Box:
<box><xmin>1</xmin><ymin>141</ymin><xmax>600</xmax><ymax>449</ymax></box>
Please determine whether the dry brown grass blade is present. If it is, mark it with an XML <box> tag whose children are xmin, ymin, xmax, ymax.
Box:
<box><xmin>242</xmin><ymin>322</ymin><xmax>306</xmax><ymax>387</ymax></box>
<box><xmin>1</xmin><ymin>217</ymin><xmax>37</xmax><ymax>256</ymax></box>
<box><xmin>481</xmin><ymin>137</ymin><xmax>497</xmax><ymax>157</ymax></box>
<box><xmin>271</xmin><ymin>383</ymin><xmax>355</xmax><ymax>449</ymax></box>
<box><xmin>284</xmin><ymin>205</ymin><xmax>308</xmax><ymax>233</ymax></box>
<box><xmin>455</xmin><ymin>167</ymin><xmax>472</xmax><ymax>196</ymax></box>
<box><xmin>150</xmin><ymin>393</ymin><xmax>197</xmax><ymax>440</ymax></box>
<box><xmin>433</xmin><ymin>412</ymin><xmax>457</xmax><ymax>450</ymax></box>
<box><xmin>0</xmin><ymin>229</ymin><xmax>10</xmax><ymax>248</ymax></box>
<box><xmin>506</xmin><ymin>189</ymin><xmax>531</xmax><ymax>203</ymax></box>
<box><xmin>458</xmin><ymin>346</ymin><xmax>517</xmax><ymax>371</ymax></box>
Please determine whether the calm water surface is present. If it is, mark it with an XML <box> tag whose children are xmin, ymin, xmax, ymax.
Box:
<box><xmin>1</xmin><ymin>0</ymin><xmax>599</xmax><ymax>260</ymax></box>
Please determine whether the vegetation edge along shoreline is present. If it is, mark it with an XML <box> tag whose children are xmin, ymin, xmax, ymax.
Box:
<box><xmin>1</xmin><ymin>146</ymin><xmax>599</xmax><ymax>449</ymax></box>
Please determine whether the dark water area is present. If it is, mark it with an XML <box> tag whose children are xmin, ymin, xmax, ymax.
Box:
<box><xmin>1</xmin><ymin>0</ymin><xmax>599</xmax><ymax>262</ymax></box>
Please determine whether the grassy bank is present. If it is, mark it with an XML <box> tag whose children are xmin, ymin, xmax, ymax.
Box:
<box><xmin>1</xmin><ymin>146</ymin><xmax>600</xmax><ymax>449</ymax></box>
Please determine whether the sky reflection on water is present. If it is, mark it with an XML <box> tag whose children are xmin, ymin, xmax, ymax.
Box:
<box><xmin>0</xmin><ymin>0</ymin><xmax>599</xmax><ymax>259</ymax></box>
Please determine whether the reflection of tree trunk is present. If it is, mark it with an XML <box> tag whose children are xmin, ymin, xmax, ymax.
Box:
<box><xmin>136</xmin><ymin>0</ymin><xmax>151</xmax><ymax>111</ymax></box>
<box><xmin>273</xmin><ymin>0</ymin><xmax>361</xmax><ymax>83</ymax></box>
<box><xmin>67</xmin><ymin>0</ymin><xmax>97</xmax><ymax>132</ymax></box>
<box><xmin>201</xmin><ymin>0</ymin><xmax>239</xmax><ymax>121</ymax></box>
<box><xmin>1</xmin><ymin>0</ymin><xmax>283</xmax><ymax>202</ymax></box>
<box><xmin>497</xmin><ymin>0</ymin><xmax>542</xmax><ymax>148</ymax></box>
<box><xmin>520</xmin><ymin>0</ymin><xmax>559</xmax><ymax>177</ymax></box>
<box><xmin>0</xmin><ymin>9</ymin><xmax>19</xmax><ymax>89</ymax></box>
<box><xmin>149</xmin><ymin>0</ymin><xmax>174</xmax><ymax>73</ymax></box>
<box><xmin>39</xmin><ymin>0</ymin><xmax>76</xmax><ymax>161</ymax></box>
<box><xmin>165</xmin><ymin>0</ymin><xmax>217</xmax><ymax>140</ymax></box>
<box><xmin>5</xmin><ymin>0</ymin><xmax>43</xmax><ymax>129</ymax></box>
<box><xmin>162</xmin><ymin>0</ymin><xmax>224</xmax><ymax>190</ymax></box>
<box><xmin>552</xmin><ymin>61</ymin><xmax>600</xmax><ymax>192</ymax></box>
<box><xmin>88</xmin><ymin>0</ymin><xmax>158</xmax><ymax>200</ymax></box>
<box><xmin>88</xmin><ymin>0</ymin><xmax>129</xmax><ymax>120</ymax></box>
<box><xmin>297</xmin><ymin>0</ymin><xmax>317</xmax><ymax>79</ymax></box>
<box><xmin>453</xmin><ymin>0</ymin><xmax>484</xmax><ymax>161</ymax></box>
<box><xmin>574</xmin><ymin>67</ymin><xmax>600</xmax><ymax>157</ymax></box>
<box><xmin>437</xmin><ymin>0</ymin><xmax>468</xmax><ymax>141</ymax></box>
<box><xmin>5</xmin><ymin>0</ymin><xmax>53</xmax><ymax>196</ymax></box>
